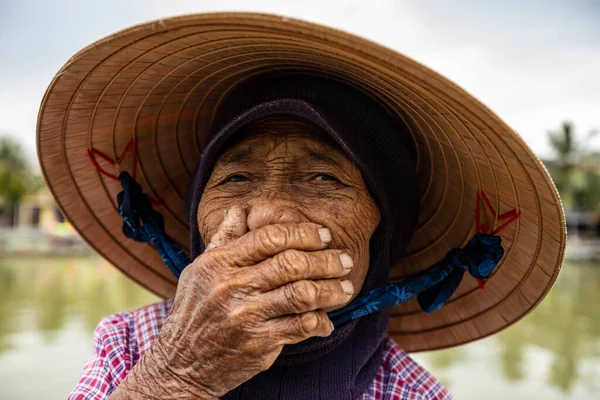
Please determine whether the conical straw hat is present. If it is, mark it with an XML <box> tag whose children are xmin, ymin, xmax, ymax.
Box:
<box><xmin>37</xmin><ymin>12</ymin><xmax>566</xmax><ymax>352</ymax></box>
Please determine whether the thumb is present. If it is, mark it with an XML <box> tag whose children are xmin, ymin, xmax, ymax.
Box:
<box><xmin>206</xmin><ymin>205</ymin><xmax>249</xmax><ymax>251</ymax></box>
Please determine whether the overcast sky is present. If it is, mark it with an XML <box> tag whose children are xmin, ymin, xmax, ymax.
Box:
<box><xmin>1</xmin><ymin>0</ymin><xmax>599</xmax><ymax>163</ymax></box>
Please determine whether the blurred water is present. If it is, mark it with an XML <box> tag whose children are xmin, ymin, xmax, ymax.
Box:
<box><xmin>0</xmin><ymin>257</ymin><xmax>598</xmax><ymax>399</ymax></box>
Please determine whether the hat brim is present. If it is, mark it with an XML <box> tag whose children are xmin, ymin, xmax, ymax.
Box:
<box><xmin>37</xmin><ymin>12</ymin><xmax>565</xmax><ymax>352</ymax></box>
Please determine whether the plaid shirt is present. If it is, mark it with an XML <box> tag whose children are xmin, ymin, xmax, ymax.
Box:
<box><xmin>68</xmin><ymin>300</ymin><xmax>453</xmax><ymax>400</ymax></box>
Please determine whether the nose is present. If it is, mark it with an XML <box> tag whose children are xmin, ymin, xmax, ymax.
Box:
<box><xmin>246</xmin><ymin>194</ymin><xmax>309</xmax><ymax>231</ymax></box>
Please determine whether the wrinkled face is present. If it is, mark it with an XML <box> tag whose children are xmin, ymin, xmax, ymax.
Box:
<box><xmin>197</xmin><ymin>116</ymin><xmax>381</xmax><ymax>307</ymax></box>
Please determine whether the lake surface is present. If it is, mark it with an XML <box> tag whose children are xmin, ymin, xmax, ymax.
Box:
<box><xmin>0</xmin><ymin>257</ymin><xmax>598</xmax><ymax>399</ymax></box>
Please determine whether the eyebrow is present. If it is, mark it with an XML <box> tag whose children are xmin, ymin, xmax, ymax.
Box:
<box><xmin>218</xmin><ymin>149</ymin><xmax>254</xmax><ymax>165</ymax></box>
<box><xmin>218</xmin><ymin>146</ymin><xmax>344</xmax><ymax>166</ymax></box>
<box><xmin>304</xmin><ymin>148</ymin><xmax>342</xmax><ymax>166</ymax></box>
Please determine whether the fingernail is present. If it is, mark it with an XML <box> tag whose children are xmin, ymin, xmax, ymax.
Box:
<box><xmin>318</xmin><ymin>227</ymin><xmax>332</xmax><ymax>244</ymax></box>
<box><xmin>339</xmin><ymin>254</ymin><xmax>353</xmax><ymax>270</ymax></box>
<box><xmin>340</xmin><ymin>280</ymin><xmax>354</xmax><ymax>295</ymax></box>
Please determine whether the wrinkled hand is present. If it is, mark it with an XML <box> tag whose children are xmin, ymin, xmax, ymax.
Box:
<box><xmin>110</xmin><ymin>206</ymin><xmax>354</xmax><ymax>399</ymax></box>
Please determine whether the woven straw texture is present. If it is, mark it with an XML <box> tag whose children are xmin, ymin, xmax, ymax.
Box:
<box><xmin>37</xmin><ymin>12</ymin><xmax>566</xmax><ymax>352</ymax></box>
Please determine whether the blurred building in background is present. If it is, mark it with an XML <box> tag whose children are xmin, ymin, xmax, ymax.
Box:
<box><xmin>15</xmin><ymin>187</ymin><xmax>62</xmax><ymax>231</ymax></box>
<box><xmin>0</xmin><ymin>186</ymin><xmax>90</xmax><ymax>256</ymax></box>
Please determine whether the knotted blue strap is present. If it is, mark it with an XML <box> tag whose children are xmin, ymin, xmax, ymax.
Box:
<box><xmin>117</xmin><ymin>172</ymin><xmax>191</xmax><ymax>278</ymax></box>
<box><xmin>328</xmin><ymin>233</ymin><xmax>504</xmax><ymax>326</ymax></box>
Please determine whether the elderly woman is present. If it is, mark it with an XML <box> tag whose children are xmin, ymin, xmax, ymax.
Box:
<box><xmin>37</xmin><ymin>13</ymin><xmax>565</xmax><ymax>400</ymax></box>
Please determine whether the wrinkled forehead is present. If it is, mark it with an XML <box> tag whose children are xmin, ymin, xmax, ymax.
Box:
<box><xmin>214</xmin><ymin>115</ymin><xmax>349</xmax><ymax>165</ymax></box>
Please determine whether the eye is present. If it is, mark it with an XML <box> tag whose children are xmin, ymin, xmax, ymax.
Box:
<box><xmin>312</xmin><ymin>173</ymin><xmax>340</xmax><ymax>182</ymax></box>
<box><xmin>222</xmin><ymin>174</ymin><xmax>250</xmax><ymax>184</ymax></box>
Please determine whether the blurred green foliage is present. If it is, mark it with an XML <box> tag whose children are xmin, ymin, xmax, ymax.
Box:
<box><xmin>0</xmin><ymin>136</ymin><xmax>44</xmax><ymax>221</ymax></box>
<box><xmin>545</xmin><ymin>122</ymin><xmax>600</xmax><ymax>212</ymax></box>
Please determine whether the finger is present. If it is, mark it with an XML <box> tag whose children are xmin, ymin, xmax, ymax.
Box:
<box><xmin>238</xmin><ymin>249</ymin><xmax>353</xmax><ymax>292</ymax></box>
<box><xmin>210</xmin><ymin>223</ymin><xmax>332</xmax><ymax>267</ymax></box>
<box><xmin>257</xmin><ymin>278</ymin><xmax>354</xmax><ymax>318</ymax></box>
<box><xmin>266</xmin><ymin>310</ymin><xmax>334</xmax><ymax>345</ymax></box>
<box><xmin>206</xmin><ymin>205</ymin><xmax>248</xmax><ymax>251</ymax></box>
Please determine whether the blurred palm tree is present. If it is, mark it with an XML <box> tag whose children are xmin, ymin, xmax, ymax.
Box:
<box><xmin>549</xmin><ymin>122</ymin><xmax>577</xmax><ymax>166</ymax></box>
<box><xmin>547</xmin><ymin>122</ymin><xmax>599</xmax><ymax>210</ymax></box>
<box><xmin>0</xmin><ymin>136</ymin><xmax>43</xmax><ymax>225</ymax></box>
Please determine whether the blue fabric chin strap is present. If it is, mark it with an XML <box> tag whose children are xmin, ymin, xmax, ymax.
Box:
<box><xmin>117</xmin><ymin>171</ymin><xmax>513</xmax><ymax>327</ymax></box>
<box><xmin>118</xmin><ymin>172</ymin><xmax>190</xmax><ymax>279</ymax></box>
<box><xmin>327</xmin><ymin>234</ymin><xmax>504</xmax><ymax>326</ymax></box>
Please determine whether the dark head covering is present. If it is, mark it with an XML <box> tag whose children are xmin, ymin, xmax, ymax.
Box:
<box><xmin>185</xmin><ymin>74</ymin><xmax>419</xmax><ymax>399</ymax></box>
<box><xmin>187</xmin><ymin>74</ymin><xmax>419</xmax><ymax>267</ymax></box>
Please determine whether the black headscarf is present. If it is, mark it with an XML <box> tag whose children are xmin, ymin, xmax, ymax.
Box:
<box><xmin>185</xmin><ymin>74</ymin><xmax>419</xmax><ymax>399</ymax></box>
